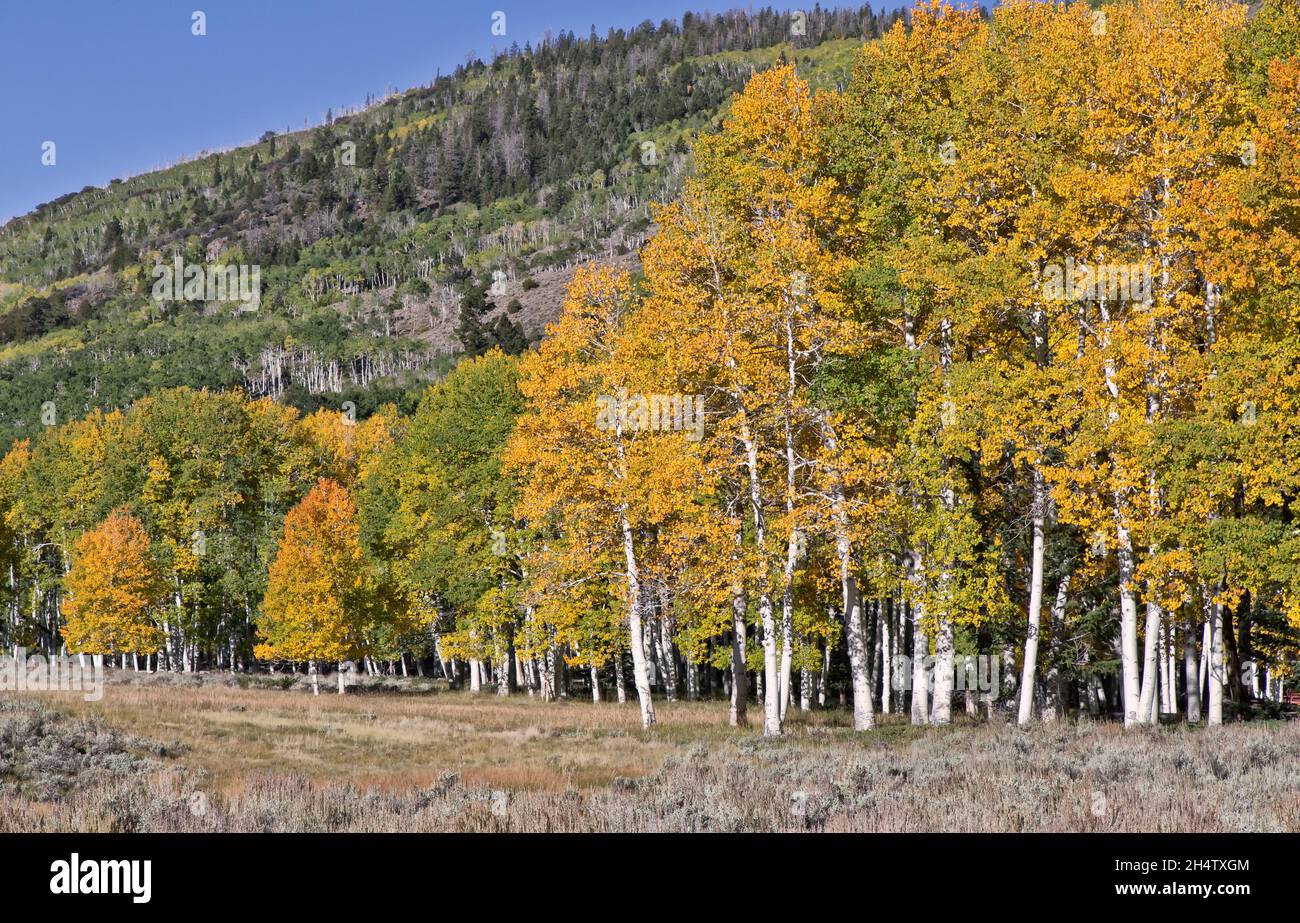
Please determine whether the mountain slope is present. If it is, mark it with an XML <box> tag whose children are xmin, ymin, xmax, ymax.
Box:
<box><xmin>0</xmin><ymin>6</ymin><xmax>901</xmax><ymax>446</ymax></box>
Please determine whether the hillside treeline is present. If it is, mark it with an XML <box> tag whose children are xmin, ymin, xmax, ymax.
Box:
<box><xmin>0</xmin><ymin>6</ymin><xmax>900</xmax><ymax>451</ymax></box>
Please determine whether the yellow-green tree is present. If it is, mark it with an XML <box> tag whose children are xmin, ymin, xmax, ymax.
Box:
<box><xmin>256</xmin><ymin>478</ymin><xmax>373</xmax><ymax>694</ymax></box>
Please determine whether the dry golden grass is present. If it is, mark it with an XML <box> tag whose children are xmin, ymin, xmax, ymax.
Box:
<box><xmin>46</xmin><ymin>671</ymin><xmax>843</xmax><ymax>794</ymax></box>
<box><xmin>4</xmin><ymin>670</ymin><xmax>1297</xmax><ymax>832</ymax></box>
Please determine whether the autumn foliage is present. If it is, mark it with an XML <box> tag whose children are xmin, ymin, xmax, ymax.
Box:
<box><xmin>255</xmin><ymin>478</ymin><xmax>372</xmax><ymax>667</ymax></box>
<box><xmin>63</xmin><ymin>509</ymin><xmax>164</xmax><ymax>655</ymax></box>
<box><xmin>0</xmin><ymin>0</ymin><xmax>1298</xmax><ymax>733</ymax></box>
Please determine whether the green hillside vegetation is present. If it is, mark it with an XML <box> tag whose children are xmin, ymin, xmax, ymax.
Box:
<box><xmin>0</xmin><ymin>6</ymin><xmax>899</xmax><ymax>448</ymax></box>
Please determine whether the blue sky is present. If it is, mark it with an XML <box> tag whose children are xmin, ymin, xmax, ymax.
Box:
<box><xmin>0</xmin><ymin>0</ymin><xmax>775</xmax><ymax>225</ymax></box>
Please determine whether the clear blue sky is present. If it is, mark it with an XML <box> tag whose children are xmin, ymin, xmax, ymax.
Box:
<box><xmin>0</xmin><ymin>0</ymin><xmax>759</xmax><ymax>225</ymax></box>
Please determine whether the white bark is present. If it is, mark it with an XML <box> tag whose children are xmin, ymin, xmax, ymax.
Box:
<box><xmin>1137</xmin><ymin>599</ymin><xmax>1162</xmax><ymax>724</ymax></box>
<box><xmin>833</xmin><ymin>478</ymin><xmax>873</xmax><ymax>731</ymax></box>
<box><xmin>1018</xmin><ymin>468</ymin><xmax>1048</xmax><ymax>725</ymax></box>
<box><xmin>843</xmin><ymin>572</ymin><xmax>875</xmax><ymax>731</ymax></box>
<box><xmin>620</xmin><ymin>507</ymin><xmax>656</xmax><ymax>729</ymax></box>
<box><xmin>729</xmin><ymin>539</ymin><xmax>749</xmax><ymax>726</ymax></box>
<box><xmin>1184</xmin><ymin>615</ymin><xmax>1201</xmax><ymax>722</ymax></box>
<box><xmin>880</xmin><ymin>598</ymin><xmax>892</xmax><ymax>715</ymax></box>
<box><xmin>1115</xmin><ymin>514</ymin><xmax>1142</xmax><ymax>726</ymax></box>
<box><xmin>910</xmin><ymin>598</ymin><xmax>929</xmax><ymax>726</ymax></box>
<box><xmin>1207</xmin><ymin>593</ymin><xmax>1224</xmax><ymax>726</ymax></box>
<box><xmin>932</xmin><ymin>617</ymin><xmax>954</xmax><ymax>725</ymax></box>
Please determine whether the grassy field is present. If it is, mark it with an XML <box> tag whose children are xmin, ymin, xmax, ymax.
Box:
<box><xmin>1</xmin><ymin>670</ymin><xmax>1297</xmax><ymax>832</ymax></box>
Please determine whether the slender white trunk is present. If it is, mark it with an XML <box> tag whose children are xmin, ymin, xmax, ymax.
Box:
<box><xmin>738</xmin><ymin>426</ymin><xmax>781</xmax><ymax>736</ymax></box>
<box><xmin>1158</xmin><ymin>622</ymin><xmax>1172</xmax><ymax>714</ymax></box>
<box><xmin>779</xmin><ymin>312</ymin><xmax>799</xmax><ymax>723</ymax></box>
<box><xmin>619</xmin><ymin>506</ymin><xmax>655</xmax><ymax>729</ymax></box>
<box><xmin>932</xmin><ymin>617</ymin><xmax>954</xmax><ymax>725</ymax></box>
<box><xmin>880</xmin><ymin>597</ymin><xmax>892</xmax><ymax>715</ymax></box>
<box><xmin>818</xmin><ymin>639</ymin><xmax>830</xmax><ymax>708</ymax></box>
<box><xmin>1184</xmin><ymin>615</ymin><xmax>1201</xmax><ymax>722</ymax></box>
<box><xmin>729</xmin><ymin>530</ymin><xmax>749</xmax><ymax>726</ymax></box>
<box><xmin>931</xmin><ymin>321</ymin><xmax>956</xmax><ymax>726</ymax></box>
<box><xmin>1115</xmin><ymin>513</ymin><xmax>1142</xmax><ymax>726</ymax></box>
<box><xmin>1137</xmin><ymin>598</ymin><xmax>1162</xmax><ymax>724</ymax></box>
<box><xmin>1018</xmin><ymin>468</ymin><xmax>1048</xmax><ymax>725</ymax></box>
<box><xmin>910</xmin><ymin>597</ymin><xmax>929</xmax><ymax>726</ymax></box>
<box><xmin>1207</xmin><ymin>592</ymin><xmax>1224</xmax><ymax>726</ymax></box>
<box><xmin>1200</xmin><ymin>618</ymin><xmax>1211</xmax><ymax>702</ymax></box>
<box><xmin>833</xmin><ymin>480</ymin><xmax>873</xmax><ymax>731</ymax></box>
<box><xmin>843</xmin><ymin>572</ymin><xmax>875</xmax><ymax>731</ymax></box>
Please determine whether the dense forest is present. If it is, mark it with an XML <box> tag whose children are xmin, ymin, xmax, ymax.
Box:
<box><xmin>3</xmin><ymin>0</ymin><xmax>1300</xmax><ymax>739</ymax></box>
<box><xmin>0</xmin><ymin>5</ymin><xmax>902</xmax><ymax>449</ymax></box>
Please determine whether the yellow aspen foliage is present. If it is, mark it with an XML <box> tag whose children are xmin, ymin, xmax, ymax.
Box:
<box><xmin>63</xmin><ymin>509</ymin><xmax>165</xmax><ymax>655</ymax></box>
<box><xmin>255</xmin><ymin>478</ymin><xmax>373</xmax><ymax>665</ymax></box>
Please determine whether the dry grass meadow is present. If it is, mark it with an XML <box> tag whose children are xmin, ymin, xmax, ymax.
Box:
<box><xmin>1</xmin><ymin>669</ymin><xmax>1297</xmax><ymax>832</ymax></box>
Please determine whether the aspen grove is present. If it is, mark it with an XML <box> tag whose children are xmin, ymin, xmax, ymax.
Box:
<box><xmin>3</xmin><ymin>0</ymin><xmax>1300</xmax><ymax>739</ymax></box>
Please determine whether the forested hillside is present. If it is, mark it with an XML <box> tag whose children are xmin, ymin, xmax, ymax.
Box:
<box><xmin>3</xmin><ymin>0</ymin><xmax>1300</xmax><ymax>745</ymax></box>
<box><xmin>0</xmin><ymin>5</ymin><xmax>899</xmax><ymax>448</ymax></box>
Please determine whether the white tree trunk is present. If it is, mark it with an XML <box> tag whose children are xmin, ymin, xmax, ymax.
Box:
<box><xmin>843</xmin><ymin>572</ymin><xmax>875</xmax><ymax>731</ymax></box>
<box><xmin>1144</xmin><ymin>595</ymin><xmax>1164</xmax><ymax>728</ymax></box>
<box><xmin>1200</xmin><ymin>618</ymin><xmax>1211</xmax><ymax>703</ymax></box>
<box><xmin>1018</xmin><ymin>469</ymin><xmax>1048</xmax><ymax>725</ymax></box>
<box><xmin>1184</xmin><ymin>615</ymin><xmax>1201</xmax><ymax>722</ymax></box>
<box><xmin>910</xmin><ymin>599</ymin><xmax>929</xmax><ymax>726</ymax></box>
<box><xmin>932</xmin><ymin>617</ymin><xmax>954</xmax><ymax>725</ymax></box>
<box><xmin>1207</xmin><ymin>593</ymin><xmax>1224</xmax><ymax>726</ymax></box>
<box><xmin>620</xmin><ymin>507</ymin><xmax>655</xmax><ymax>729</ymax></box>
<box><xmin>1137</xmin><ymin>598</ymin><xmax>1162</xmax><ymax>724</ymax></box>
<box><xmin>880</xmin><ymin>598</ymin><xmax>892</xmax><ymax>715</ymax></box>
<box><xmin>1115</xmin><ymin>513</ymin><xmax>1142</xmax><ymax>726</ymax></box>
<box><xmin>834</xmin><ymin>479</ymin><xmax>873</xmax><ymax>731</ymax></box>
<box><xmin>729</xmin><ymin>589</ymin><xmax>748</xmax><ymax>728</ymax></box>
